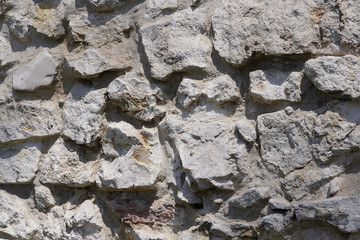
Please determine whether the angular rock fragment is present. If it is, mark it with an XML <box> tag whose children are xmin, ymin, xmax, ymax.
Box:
<box><xmin>229</xmin><ymin>187</ymin><xmax>270</xmax><ymax>209</ymax></box>
<box><xmin>66</xmin><ymin>49</ymin><xmax>121</xmax><ymax>79</ymax></box>
<box><xmin>107</xmin><ymin>76</ymin><xmax>165</xmax><ymax>122</ymax></box>
<box><xmin>249</xmin><ymin>69</ymin><xmax>302</xmax><ymax>104</ymax></box>
<box><xmin>282</xmin><ymin>163</ymin><xmax>344</xmax><ymax>201</ymax></box>
<box><xmin>86</xmin><ymin>0</ymin><xmax>126</xmax><ymax>12</ymax></box>
<box><xmin>40</xmin><ymin>138</ymin><xmax>98</xmax><ymax>186</ymax></box>
<box><xmin>0</xmin><ymin>146</ymin><xmax>41</xmax><ymax>184</ymax></box>
<box><xmin>12</xmin><ymin>50</ymin><xmax>58</xmax><ymax>91</ymax></box>
<box><xmin>0</xmin><ymin>190</ymin><xmax>41</xmax><ymax>239</ymax></box>
<box><xmin>67</xmin><ymin>14</ymin><xmax>134</xmax><ymax>69</ymax></box>
<box><xmin>97</xmin><ymin>123</ymin><xmax>162</xmax><ymax>190</ymax></box>
<box><xmin>0</xmin><ymin>102</ymin><xmax>62</xmax><ymax>144</ymax></box>
<box><xmin>296</xmin><ymin>195</ymin><xmax>360</xmax><ymax>233</ymax></box>
<box><xmin>202</xmin><ymin>75</ymin><xmax>240</xmax><ymax>104</ymax></box>
<box><xmin>261</xmin><ymin>214</ymin><xmax>286</xmax><ymax>235</ymax></box>
<box><xmin>176</xmin><ymin>78</ymin><xmax>201</xmax><ymax>109</ymax></box>
<box><xmin>144</xmin><ymin>0</ymin><xmax>178</xmax><ymax>19</ymax></box>
<box><xmin>30</xmin><ymin>3</ymin><xmax>65</xmax><ymax>39</ymax></box>
<box><xmin>176</xmin><ymin>75</ymin><xmax>240</xmax><ymax>109</ymax></box>
<box><xmin>34</xmin><ymin>185</ymin><xmax>56</xmax><ymax>210</ymax></box>
<box><xmin>339</xmin><ymin>0</ymin><xmax>360</xmax><ymax>52</ymax></box>
<box><xmin>140</xmin><ymin>8</ymin><xmax>212</xmax><ymax>80</ymax></box>
<box><xmin>236</xmin><ymin>118</ymin><xmax>257</xmax><ymax>143</ymax></box>
<box><xmin>304</xmin><ymin>55</ymin><xmax>360</xmax><ymax>99</ymax></box>
<box><xmin>159</xmin><ymin>111</ymin><xmax>246</xmax><ymax>190</ymax></box>
<box><xmin>6</xmin><ymin>14</ymin><xmax>29</xmax><ymax>43</ymax></box>
<box><xmin>62</xmin><ymin>83</ymin><xmax>106</xmax><ymax>146</ymax></box>
<box><xmin>212</xmin><ymin>0</ymin><xmax>340</xmax><ymax>65</ymax></box>
<box><xmin>268</xmin><ymin>198</ymin><xmax>292</xmax><ymax>211</ymax></box>
<box><xmin>257</xmin><ymin>109</ymin><xmax>357</xmax><ymax>175</ymax></box>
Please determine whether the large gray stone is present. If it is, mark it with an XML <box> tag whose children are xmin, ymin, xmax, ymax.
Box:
<box><xmin>212</xmin><ymin>0</ymin><xmax>340</xmax><ymax>65</ymax></box>
<box><xmin>282</xmin><ymin>163</ymin><xmax>344</xmax><ymax>201</ymax></box>
<box><xmin>107</xmin><ymin>76</ymin><xmax>166</xmax><ymax>122</ymax></box>
<box><xmin>0</xmin><ymin>190</ymin><xmax>41</xmax><ymax>239</ymax></box>
<box><xmin>229</xmin><ymin>187</ymin><xmax>270</xmax><ymax>209</ymax></box>
<box><xmin>304</xmin><ymin>55</ymin><xmax>360</xmax><ymax>99</ymax></box>
<box><xmin>296</xmin><ymin>195</ymin><xmax>360</xmax><ymax>233</ymax></box>
<box><xmin>250</xmin><ymin>69</ymin><xmax>302</xmax><ymax>104</ymax></box>
<box><xmin>12</xmin><ymin>50</ymin><xmax>58</xmax><ymax>91</ymax></box>
<box><xmin>97</xmin><ymin>122</ymin><xmax>163</xmax><ymax>190</ymax></box>
<box><xmin>40</xmin><ymin>138</ymin><xmax>98</xmax><ymax>187</ymax></box>
<box><xmin>62</xmin><ymin>83</ymin><xmax>106</xmax><ymax>146</ymax></box>
<box><xmin>86</xmin><ymin>0</ymin><xmax>126</xmax><ymax>12</ymax></box>
<box><xmin>140</xmin><ymin>8</ymin><xmax>212</xmax><ymax>80</ymax></box>
<box><xmin>0</xmin><ymin>102</ymin><xmax>62</xmax><ymax>144</ymax></box>
<box><xmin>257</xmin><ymin>109</ymin><xmax>357</xmax><ymax>175</ymax></box>
<box><xmin>66</xmin><ymin>49</ymin><xmax>121</xmax><ymax>79</ymax></box>
<box><xmin>339</xmin><ymin>0</ymin><xmax>360</xmax><ymax>52</ymax></box>
<box><xmin>159</xmin><ymin>111</ymin><xmax>247</xmax><ymax>191</ymax></box>
<box><xmin>0</xmin><ymin>146</ymin><xmax>41</xmax><ymax>184</ymax></box>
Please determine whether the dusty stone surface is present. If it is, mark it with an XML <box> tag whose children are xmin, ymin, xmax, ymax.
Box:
<box><xmin>12</xmin><ymin>50</ymin><xmax>58</xmax><ymax>91</ymax></box>
<box><xmin>212</xmin><ymin>0</ymin><xmax>340</xmax><ymax>66</ymax></box>
<box><xmin>1</xmin><ymin>1</ymin><xmax>360</xmax><ymax>239</ymax></box>
<box><xmin>62</xmin><ymin>83</ymin><xmax>106</xmax><ymax>146</ymax></box>
<box><xmin>140</xmin><ymin>8</ymin><xmax>212</xmax><ymax>80</ymax></box>
<box><xmin>40</xmin><ymin>138</ymin><xmax>99</xmax><ymax>187</ymax></box>
<box><xmin>250</xmin><ymin>69</ymin><xmax>302</xmax><ymax>103</ymax></box>
<box><xmin>0</xmin><ymin>146</ymin><xmax>41</xmax><ymax>184</ymax></box>
<box><xmin>107</xmin><ymin>76</ymin><xmax>166</xmax><ymax>122</ymax></box>
<box><xmin>304</xmin><ymin>55</ymin><xmax>360</xmax><ymax>99</ymax></box>
<box><xmin>0</xmin><ymin>102</ymin><xmax>62</xmax><ymax>144</ymax></box>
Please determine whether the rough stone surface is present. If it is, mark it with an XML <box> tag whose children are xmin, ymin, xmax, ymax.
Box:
<box><xmin>62</xmin><ymin>83</ymin><xmax>106</xmax><ymax>146</ymax></box>
<box><xmin>0</xmin><ymin>146</ymin><xmax>41</xmax><ymax>184</ymax></box>
<box><xmin>107</xmin><ymin>76</ymin><xmax>166</xmax><ymax>122</ymax></box>
<box><xmin>1</xmin><ymin>1</ymin><xmax>360</xmax><ymax>239</ymax></box>
<box><xmin>40</xmin><ymin>138</ymin><xmax>98</xmax><ymax>187</ymax></box>
<box><xmin>66</xmin><ymin>49</ymin><xmax>121</xmax><ymax>79</ymax></box>
<box><xmin>0</xmin><ymin>102</ymin><xmax>62</xmax><ymax>144</ymax></box>
<box><xmin>87</xmin><ymin>0</ymin><xmax>126</xmax><ymax>12</ymax></box>
<box><xmin>13</xmin><ymin>50</ymin><xmax>58</xmax><ymax>91</ymax></box>
<box><xmin>296</xmin><ymin>195</ymin><xmax>360</xmax><ymax>233</ymax></box>
<box><xmin>236</xmin><ymin>118</ymin><xmax>257</xmax><ymax>143</ymax></box>
<box><xmin>304</xmin><ymin>55</ymin><xmax>360</xmax><ymax>99</ymax></box>
<box><xmin>140</xmin><ymin>8</ymin><xmax>212</xmax><ymax>80</ymax></box>
<box><xmin>250</xmin><ymin>69</ymin><xmax>302</xmax><ymax>103</ymax></box>
<box><xmin>212</xmin><ymin>0</ymin><xmax>340</xmax><ymax>65</ymax></box>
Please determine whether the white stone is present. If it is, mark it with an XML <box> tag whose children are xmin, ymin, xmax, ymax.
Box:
<box><xmin>0</xmin><ymin>146</ymin><xmax>41</xmax><ymax>184</ymax></box>
<box><xmin>304</xmin><ymin>55</ymin><xmax>360</xmax><ymax>99</ymax></box>
<box><xmin>0</xmin><ymin>102</ymin><xmax>62</xmax><ymax>144</ymax></box>
<box><xmin>212</xmin><ymin>0</ymin><xmax>340</xmax><ymax>65</ymax></box>
<box><xmin>249</xmin><ymin>69</ymin><xmax>302</xmax><ymax>104</ymax></box>
<box><xmin>236</xmin><ymin>118</ymin><xmax>257</xmax><ymax>143</ymax></box>
<box><xmin>12</xmin><ymin>50</ymin><xmax>58</xmax><ymax>91</ymax></box>
<box><xmin>0</xmin><ymin>190</ymin><xmax>41</xmax><ymax>239</ymax></box>
<box><xmin>202</xmin><ymin>75</ymin><xmax>240</xmax><ymax>104</ymax></box>
<box><xmin>140</xmin><ymin>8</ymin><xmax>212</xmax><ymax>80</ymax></box>
<box><xmin>97</xmin><ymin>123</ymin><xmax>163</xmax><ymax>190</ymax></box>
<box><xmin>66</xmin><ymin>49</ymin><xmax>120</xmax><ymax>79</ymax></box>
<box><xmin>107</xmin><ymin>76</ymin><xmax>165</xmax><ymax>122</ymax></box>
<box><xmin>62</xmin><ymin>83</ymin><xmax>106</xmax><ymax>146</ymax></box>
<box><xmin>268</xmin><ymin>198</ymin><xmax>292</xmax><ymax>211</ymax></box>
<box><xmin>177</xmin><ymin>78</ymin><xmax>201</xmax><ymax>109</ymax></box>
<box><xmin>40</xmin><ymin>138</ymin><xmax>98</xmax><ymax>186</ymax></box>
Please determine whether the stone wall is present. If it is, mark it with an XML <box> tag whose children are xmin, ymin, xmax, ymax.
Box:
<box><xmin>0</xmin><ymin>0</ymin><xmax>360</xmax><ymax>239</ymax></box>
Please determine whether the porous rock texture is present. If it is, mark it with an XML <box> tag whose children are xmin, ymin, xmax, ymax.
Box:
<box><xmin>0</xmin><ymin>0</ymin><xmax>360</xmax><ymax>239</ymax></box>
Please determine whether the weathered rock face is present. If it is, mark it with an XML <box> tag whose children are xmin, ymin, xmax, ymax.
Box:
<box><xmin>12</xmin><ymin>50</ymin><xmax>58</xmax><ymax>91</ymax></box>
<box><xmin>304</xmin><ymin>55</ymin><xmax>360</xmax><ymax>99</ymax></box>
<box><xmin>1</xmin><ymin>0</ymin><xmax>360</xmax><ymax>239</ymax></box>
